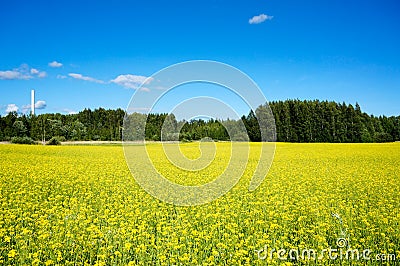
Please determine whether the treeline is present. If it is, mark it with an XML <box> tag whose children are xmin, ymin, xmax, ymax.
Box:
<box><xmin>0</xmin><ymin>100</ymin><xmax>399</xmax><ymax>143</ymax></box>
<box><xmin>270</xmin><ymin>100</ymin><xmax>399</xmax><ymax>143</ymax></box>
<box><xmin>0</xmin><ymin>108</ymin><xmax>125</xmax><ymax>142</ymax></box>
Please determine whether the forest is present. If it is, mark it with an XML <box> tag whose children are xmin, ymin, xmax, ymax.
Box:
<box><xmin>0</xmin><ymin>100</ymin><xmax>399</xmax><ymax>143</ymax></box>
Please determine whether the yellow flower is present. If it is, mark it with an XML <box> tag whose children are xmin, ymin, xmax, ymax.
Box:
<box><xmin>7</xmin><ymin>249</ymin><xmax>17</xmax><ymax>259</ymax></box>
<box><xmin>124</xmin><ymin>242</ymin><xmax>132</xmax><ymax>251</ymax></box>
<box><xmin>0</xmin><ymin>142</ymin><xmax>399</xmax><ymax>265</ymax></box>
<box><xmin>45</xmin><ymin>259</ymin><xmax>53</xmax><ymax>266</ymax></box>
<box><xmin>31</xmin><ymin>258</ymin><xmax>41</xmax><ymax>266</ymax></box>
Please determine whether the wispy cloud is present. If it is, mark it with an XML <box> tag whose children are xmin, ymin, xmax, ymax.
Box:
<box><xmin>249</xmin><ymin>14</ymin><xmax>273</xmax><ymax>24</ymax></box>
<box><xmin>5</xmin><ymin>104</ymin><xmax>19</xmax><ymax>113</ymax></box>
<box><xmin>57</xmin><ymin>74</ymin><xmax>67</xmax><ymax>79</ymax></box>
<box><xmin>68</xmin><ymin>73</ymin><xmax>104</xmax><ymax>84</ymax></box>
<box><xmin>62</xmin><ymin>108</ymin><xmax>78</xmax><ymax>115</ymax></box>
<box><xmin>22</xmin><ymin>100</ymin><xmax>47</xmax><ymax>113</ymax></box>
<box><xmin>0</xmin><ymin>65</ymin><xmax>46</xmax><ymax>80</ymax></box>
<box><xmin>49</xmin><ymin>61</ymin><xmax>63</xmax><ymax>68</ymax></box>
<box><xmin>35</xmin><ymin>100</ymin><xmax>47</xmax><ymax>109</ymax></box>
<box><xmin>38</xmin><ymin>72</ymin><xmax>47</xmax><ymax>78</ymax></box>
<box><xmin>127</xmin><ymin>107</ymin><xmax>151</xmax><ymax>112</ymax></box>
<box><xmin>30</xmin><ymin>68</ymin><xmax>39</xmax><ymax>74</ymax></box>
<box><xmin>110</xmin><ymin>74</ymin><xmax>153</xmax><ymax>91</ymax></box>
<box><xmin>0</xmin><ymin>70</ymin><xmax>30</xmax><ymax>80</ymax></box>
<box><xmin>31</xmin><ymin>68</ymin><xmax>47</xmax><ymax>78</ymax></box>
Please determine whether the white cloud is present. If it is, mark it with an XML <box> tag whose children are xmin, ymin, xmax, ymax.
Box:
<box><xmin>6</xmin><ymin>104</ymin><xmax>19</xmax><ymax>113</ymax></box>
<box><xmin>19</xmin><ymin>63</ymin><xmax>29</xmax><ymax>72</ymax></box>
<box><xmin>62</xmin><ymin>108</ymin><xmax>77</xmax><ymax>115</ymax></box>
<box><xmin>68</xmin><ymin>73</ymin><xmax>104</xmax><ymax>83</ymax></box>
<box><xmin>0</xmin><ymin>65</ymin><xmax>46</xmax><ymax>80</ymax></box>
<box><xmin>127</xmin><ymin>107</ymin><xmax>151</xmax><ymax>112</ymax></box>
<box><xmin>35</xmin><ymin>100</ymin><xmax>47</xmax><ymax>109</ymax></box>
<box><xmin>57</xmin><ymin>74</ymin><xmax>67</xmax><ymax>79</ymax></box>
<box><xmin>21</xmin><ymin>105</ymin><xmax>30</xmax><ymax>113</ymax></box>
<box><xmin>0</xmin><ymin>70</ymin><xmax>31</xmax><ymax>80</ymax></box>
<box><xmin>49</xmin><ymin>61</ymin><xmax>63</xmax><ymax>68</ymax></box>
<box><xmin>31</xmin><ymin>68</ymin><xmax>47</xmax><ymax>78</ymax></box>
<box><xmin>140</xmin><ymin>87</ymin><xmax>150</xmax><ymax>92</ymax></box>
<box><xmin>110</xmin><ymin>74</ymin><xmax>153</xmax><ymax>90</ymax></box>
<box><xmin>21</xmin><ymin>100</ymin><xmax>47</xmax><ymax>113</ymax></box>
<box><xmin>31</xmin><ymin>68</ymin><xmax>39</xmax><ymax>74</ymax></box>
<box><xmin>37</xmin><ymin>71</ymin><xmax>47</xmax><ymax>78</ymax></box>
<box><xmin>249</xmin><ymin>14</ymin><xmax>273</xmax><ymax>24</ymax></box>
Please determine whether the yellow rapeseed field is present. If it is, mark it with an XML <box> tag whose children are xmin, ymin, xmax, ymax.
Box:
<box><xmin>0</xmin><ymin>143</ymin><xmax>399</xmax><ymax>265</ymax></box>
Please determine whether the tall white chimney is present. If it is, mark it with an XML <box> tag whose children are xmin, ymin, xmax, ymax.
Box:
<box><xmin>31</xmin><ymin>89</ymin><xmax>35</xmax><ymax>115</ymax></box>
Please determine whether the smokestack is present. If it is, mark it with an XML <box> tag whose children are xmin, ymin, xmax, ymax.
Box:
<box><xmin>31</xmin><ymin>89</ymin><xmax>35</xmax><ymax>115</ymax></box>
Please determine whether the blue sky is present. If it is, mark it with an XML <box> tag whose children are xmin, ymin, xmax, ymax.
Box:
<box><xmin>1</xmin><ymin>0</ymin><xmax>399</xmax><ymax>117</ymax></box>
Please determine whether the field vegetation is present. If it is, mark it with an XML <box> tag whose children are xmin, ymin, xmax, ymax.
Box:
<box><xmin>0</xmin><ymin>143</ymin><xmax>399</xmax><ymax>265</ymax></box>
